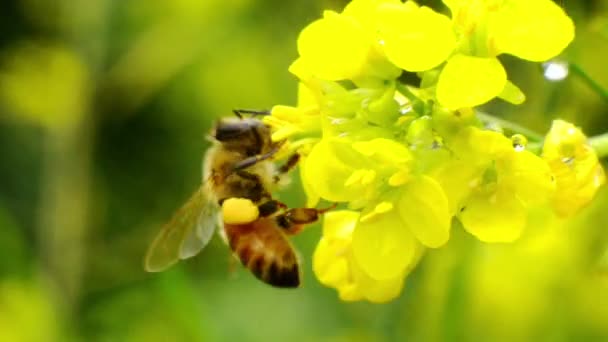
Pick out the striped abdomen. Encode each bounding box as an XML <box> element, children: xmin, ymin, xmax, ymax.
<box><xmin>224</xmin><ymin>217</ymin><xmax>300</xmax><ymax>288</ymax></box>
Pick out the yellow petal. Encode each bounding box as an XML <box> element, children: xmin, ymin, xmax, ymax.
<box><xmin>432</xmin><ymin>159</ymin><xmax>481</xmax><ymax>215</ymax></box>
<box><xmin>498</xmin><ymin>150</ymin><xmax>555</xmax><ymax>206</ymax></box>
<box><xmin>377</xmin><ymin>4</ymin><xmax>456</xmax><ymax>71</ymax></box>
<box><xmin>314</xmin><ymin>211</ymin><xmax>359</xmax><ymax>288</ymax></box>
<box><xmin>297</xmin><ymin>11</ymin><xmax>371</xmax><ymax>80</ymax></box>
<box><xmin>437</xmin><ymin>55</ymin><xmax>507</xmax><ymax>109</ymax></box>
<box><xmin>351</xmin><ymin>260</ymin><xmax>406</xmax><ymax>303</ymax></box>
<box><xmin>299</xmin><ymin>155</ymin><xmax>320</xmax><ymax>208</ymax></box>
<box><xmin>352</xmin><ymin>210</ymin><xmax>418</xmax><ymax>280</ymax></box>
<box><xmin>352</xmin><ymin>138</ymin><xmax>412</xmax><ymax>165</ymax></box>
<box><xmin>313</xmin><ymin>210</ymin><xmax>409</xmax><ymax>303</ymax></box>
<box><xmin>297</xmin><ymin>81</ymin><xmax>318</xmax><ymax>107</ymax></box>
<box><xmin>343</xmin><ymin>0</ymin><xmax>402</xmax><ymax>30</ymax></box>
<box><xmin>466</xmin><ymin>126</ymin><xmax>512</xmax><ymax>158</ymax></box>
<box><xmin>542</xmin><ymin>119</ymin><xmax>588</xmax><ymax>160</ymax></box>
<box><xmin>397</xmin><ymin>175</ymin><xmax>451</xmax><ymax>248</ymax></box>
<box><xmin>303</xmin><ymin>138</ymin><xmax>369</xmax><ymax>202</ymax></box>
<box><xmin>542</xmin><ymin>120</ymin><xmax>606</xmax><ymax>217</ymax></box>
<box><xmin>313</xmin><ymin>237</ymin><xmax>351</xmax><ymax>287</ymax></box>
<box><xmin>548</xmin><ymin>156</ymin><xmax>605</xmax><ymax>217</ymax></box>
<box><xmin>459</xmin><ymin>187</ymin><xmax>526</xmax><ymax>243</ymax></box>
<box><xmin>490</xmin><ymin>0</ymin><xmax>574</xmax><ymax>61</ymax></box>
<box><xmin>498</xmin><ymin>80</ymin><xmax>526</xmax><ymax>105</ymax></box>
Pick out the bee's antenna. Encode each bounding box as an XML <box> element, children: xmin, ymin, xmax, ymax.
<box><xmin>232</xmin><ymin>109</ymin><xmax>271</xmax><ymax>119</ymax></box>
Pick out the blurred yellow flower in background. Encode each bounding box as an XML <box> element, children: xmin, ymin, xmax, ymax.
<box><xmin>542</xmin><ymin>120</ymin><xmax>606</xmax><ymax>217</ymax></box>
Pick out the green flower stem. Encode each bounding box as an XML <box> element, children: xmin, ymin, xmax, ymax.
<box><xmin>396</xmin><ymin>82</ymin><xmax>423</xmax><ymax>103</ymax></box>
<box><xmin>475</xmin><ymin>111</ymin><xmax>545</xmax><ymax>142</ymax></box>
<box><xmin>589</xmin><ymin>132</ymin><xmax>608</xmax><ymax>159</ymax></box>
<box><xmin>570</xmin><ymin>63</ymin><xmax>608</xmax><ymax>103</ymax></box>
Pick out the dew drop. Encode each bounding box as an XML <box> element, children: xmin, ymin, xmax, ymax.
<box><xmin>561</xmin><ymin>156</ymin><xmax>574</xmax><ymax>166</ymax></box>
<box><xmin>431</xmin><ymin>139</ymin><xmax>443</xmax><ymax>150</ymax></box>
<box><xmin>400</xmin><ymin>106</ymin><xmax>413</xmax><ymax>115</ymax></box>
<box><xmin>331</xmin><ymin>117</ymin><xmax>346</xmax><ymax>125</ymax></box>
<box><xmin>511</xmin><ymin>134</ymin><xmax>528</xmax><ymax>152</ymax></box>
<box><xmin>542</xmin><ymin>61</ymin><xmax>569</xmax><ymax>82</ymax></box>
<box><xmin>485</xmin><ymin>122</ymin><xmax>503</xmax><ymax>133</ymax></box>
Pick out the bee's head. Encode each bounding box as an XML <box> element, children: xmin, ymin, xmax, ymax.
<box><xmin>213</xmin><ymin>118</ymin><xmax>273</xmax><ymax>155</ymax></box>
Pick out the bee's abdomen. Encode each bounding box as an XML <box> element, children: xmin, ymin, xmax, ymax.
<box><xmin>224</xmin><ymin>218</ymin><xmax>300</xmax><ymax>288</ymax></box>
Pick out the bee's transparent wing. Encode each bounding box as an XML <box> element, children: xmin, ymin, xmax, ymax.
<box><xmin>179</xmin><ymin>193</ymin><xmax>220</xmax><ymax>259</ymax></box>
<box><xmin>144</xmin><ymin>185</ymin><xmax>219</xmax><ymax>272</ymax></box>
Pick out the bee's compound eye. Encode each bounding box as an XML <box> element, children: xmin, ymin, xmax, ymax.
<box><xmin>222</xmin><ymin>198</ymin><xmax>260</xmax><ymax>224</ymax></box>
<box><xmin>214</xmin><ymin>120</ymin><xmax>259</xmax><ymax>141</ymax></box>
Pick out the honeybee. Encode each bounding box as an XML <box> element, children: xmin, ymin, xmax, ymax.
<box><xmin>144</xmin><ymin>110</ymin><xmax>328</xmax><ymax>287</ymax></box>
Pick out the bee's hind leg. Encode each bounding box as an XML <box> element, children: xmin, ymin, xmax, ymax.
<box><xmin>257</xmin><ymin>199</ymin><xmax>287</xmax><ymax>217</ymax></box>
<box><xmin>277</xmin><ymin>203</ymin><xmax>337</xmax><ymax>235</ymax></box>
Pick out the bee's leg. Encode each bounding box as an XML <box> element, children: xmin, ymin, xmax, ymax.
<box><xmin>257</xmin><ymin>199</ymin><xmax>288</xmax><ymax>217</ymax></box>
<box><xmin>278</xmin><ymin>153</ymin><xmax>300</xmax><ymax>174</ymax></box>
<box><xmin>278</xmin><ymin>203</ymin><xmax>337</xmax><ymax>235</ymax></box>
<box><xmin>273</xmin><ymin>153</ymin><xmax>300</xmax><ymax>183</ymax></box>
<box><xmin>232</xmin><ymin>109</ymin><xmax>271</xmax><ymax>119</ymax></box>
<box><xmin>233</xmin><ymin>148</ymin><xmax>279</xmax><ymax>170</ymax></box>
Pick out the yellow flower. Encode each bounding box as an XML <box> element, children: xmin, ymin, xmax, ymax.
<box><xmin>395</xmin><ymin>176</ymin><xmax>452</xmax><ymax>248</ymax></box>
<box><xmin>436</xmin><ymin>54</ymin><xmax>507</xmax><ymax>109</ymax></box>
<box><xmin>302</xmin><ymin>138</ymin><xmax>375</xmax><ymax>203</ymax></box>
<box><xmin>542</xmin><ymin>120</ymin><xmax>605</xmax><ymax>217</ymax></box>
<box><xmin>375</xmin><ymin>2</ymin><xmax>457</xmax><ymax>72</ymax></box>
<box><xmin>313</xmin><ymin>210</ymin><xmax>419</xmax><ymax>303</ymax></box>
<box><xmin>296</xmin><ymin>6</ymin><xmax>400</xmax><ymax>82</ymax></box>
<box><xmin>303</xmin><ymin>136</ymin><xmax>452</xmax><ymax>251</ymax></box>
<box><xmin>436</xmin><ymin>128</ymin><xmax>555</xmax><ymax>242</ymax></box>
<box><xmin>437</xmin><ymin>0</ymin><xmax>574</xmax><ymax>109</ymax></box>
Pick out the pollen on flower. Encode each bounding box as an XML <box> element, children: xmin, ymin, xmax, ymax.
<box><xmin>345</xmin><ymin>169</ymin><xmax>377</xmax><ymax>187</ymax></box>
<box><xmin>360</xmin><ymin>201</ymin><xmax>394</xmax><ymax>223</ymax></box>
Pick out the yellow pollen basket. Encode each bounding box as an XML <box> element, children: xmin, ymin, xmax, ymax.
<box><xmin>221</xmin><ymin>198</ymin><xmax>260</xmax><ymax>225</ymax></box>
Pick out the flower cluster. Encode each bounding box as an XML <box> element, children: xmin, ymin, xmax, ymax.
<box><xmin>264</xmin><ymin>0</ymin><xmax>604</xmax><ymax>302</ymax></box>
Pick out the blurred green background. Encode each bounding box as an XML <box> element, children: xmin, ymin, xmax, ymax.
<box><xmin>0</xmin><ymin>0</ymin><xmax>607</xmax><ymax>341</ymax></box>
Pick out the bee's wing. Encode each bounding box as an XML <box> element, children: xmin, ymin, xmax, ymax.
<box><xmin>144</xmin><ymin>185</ymin><xmax>219</xmax><ymax>272</ymax></box>
<box><xmin>179</xmin><ymin>192</ymin><xmax>221</xmax><ymax>259</ymax></box>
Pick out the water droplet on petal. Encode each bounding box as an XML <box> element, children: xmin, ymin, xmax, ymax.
<box><xmin>331</xmin><ymin>117</ymin><xmax>346</xmax><ymax>125</ymax></box>
<box><xmin>400</xmin><ymin>106</ymin><xmax>413</xmax><ymax>115</ymax></box>
<box><xmin>485</xmin><ymin>122</ymin><xmax>503</xmax><ymax>133</ymax></box>
<box><xmin>561</xmin><ymin>156</ymin><xmax>575</xmax><ymax>167</ymax></box>
<box><xmin>543</xmin><ymin>61</ymin><xmax>569</xmax><ymax>82</ymax></box>
<box><xmin>511</xmin><ymin>134</ymin><xmax>528</xmax><ymax>151</ymax></box>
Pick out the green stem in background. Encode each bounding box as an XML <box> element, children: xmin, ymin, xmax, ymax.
<box><xmin>475</xmin><ymin>111</ymin><xmax>545</xmax><ymax>142</ymax></box>
<box><xmin>475</xmin><ymin>112</ymin><xmax>608</xmax><ymax>159</ymax></box>
<box><xmin>396</xmin><ymin>82</ymin><xmax>422</xmax><ymax>103</ymax></box>
<box><xmin>396</xmin><ymin>82</ymin><xmax>426</xmax><ymax>114</ymax></box>
<box><xmin>569</xmin><ymin>63</ymin><xmax>608</xmax><ymax>102</ymax></box>
<box><xmin>589</xmin><ymin>132</ymin><xmax>608</xmax><ymax>159</ymax></box>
